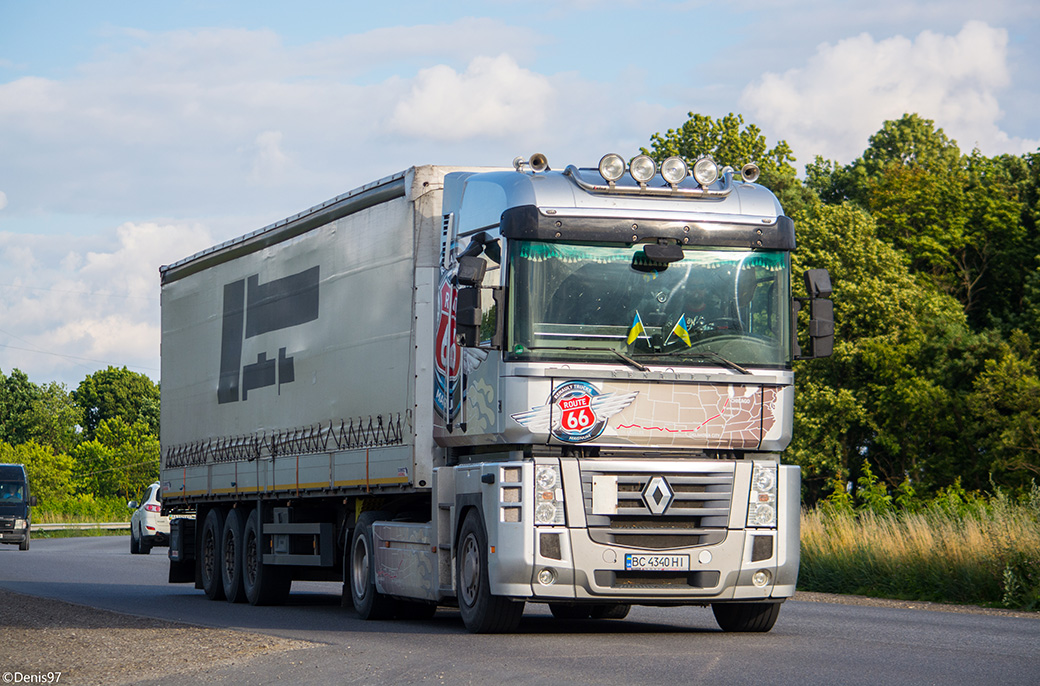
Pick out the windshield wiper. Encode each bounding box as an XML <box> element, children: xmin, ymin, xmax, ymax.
<box><xmin>526</xmin><ymin>346</ymin><xmax>650</xmax><ymax>372</ymax></box>
<box><xmin>678</xmin><ymin>351</ymin><xmax>751</xmax><ymax>374</ymax></box>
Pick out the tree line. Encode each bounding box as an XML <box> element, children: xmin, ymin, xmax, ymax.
<box><xmin>646</xmin><ymin>112</ymin><xmax>1040</xmax><ymax>503</ymax></box>
<box><xmin>0</xmin><ymin>366</ymin><xmax>159</xmax><ymax>506</ymax></box>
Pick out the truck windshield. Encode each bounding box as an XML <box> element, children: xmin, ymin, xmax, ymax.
<box><xmin>507</xmin><ymin>241</ymin><xmax>791</xmax><ymax>368</ymax></box>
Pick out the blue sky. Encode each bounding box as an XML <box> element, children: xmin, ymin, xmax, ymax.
<box><xmin>1</xmin><ymin>0</ymin><xmax>1038</xmax><ymax>386</ymax></box>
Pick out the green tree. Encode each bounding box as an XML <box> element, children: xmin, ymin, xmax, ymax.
<box><xmin>72</xmin><ymin>367</ymin><xmax>159</xmax><ymax>441</ymax></box>
<box><xmin>967</xmin><ymin>331</ymin><xmax>1040</xmax><ymax>487</ymax></box>
<box><xmin>790</xmin><ymin>200</ymin><xmax>971</xmax><ymax>498</ymax></box>
<box><xmin>0</xmin><ymin>440</ymin><xmax>75</xmax><ymax>506</ymax></box>
<box><xmin>641</xmin><ymin>112</ymin><xmax>812</xmax><ymax>213</ymax></box>
<box><xmin>71</xmin><ymin>418</ymin><xmax>159</xmax><ymax>500</ymax></box>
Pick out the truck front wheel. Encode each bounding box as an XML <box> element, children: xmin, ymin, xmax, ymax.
<box><xmin>350</xmin><ymin>511</ymin><xmax>396</xmax><ymax>620</ymax></box>
<box><xmin>200</xmin><ymin>508</ymin><xmax>226</xmax><ymax>601</ymax></box>
<box><xmin>242</xmin><ymin>508</ymin><xmax>291</xmax><ymax>606</ymax></box>
<box><xmin>712</xmin><ymin>602</ymin><xmax>781</xmax><ymax>632</ymax></box>
<box><xmin>456</xmin><ymin>510</ymin><xmax>524</xmax><ymax>633</ymax></box>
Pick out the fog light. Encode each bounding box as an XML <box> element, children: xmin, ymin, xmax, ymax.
<box><xmin>752</xmin><ymin>569</ymin><xmax>772</xmax><ymax>588</ymax></box>
<box><xmin>538</xmin><ymin>568</ymin><xmax>557</xmax><ymax>586</ymax></box>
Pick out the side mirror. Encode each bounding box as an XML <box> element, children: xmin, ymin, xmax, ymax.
<box><xmin>804</xmin><ymin>268</ymin><xmax>832</xmax><ymax>298</ymax></box>
<box><xmin>796</xmin><ymin>268</ymin><xmax>834</xmax><ymax>359</ymax></box>
<box><xmin>28</xmin><ymin>496</ymin><xmax>37</xmax><ymax>507</ymax></box>
<box><xmin>456</xmin><ymin>287</ymin><xmax>482</xmax><ymax>347</ymax></box>
<box><xmin>128</xmin><ymin>501</ymin><xmax>138</xmax><ymax>510</ymax></box>
<box><xmin>457</xmin><ymin>256</ymin><xmax>487</xmax><ymax>287</ymax></box>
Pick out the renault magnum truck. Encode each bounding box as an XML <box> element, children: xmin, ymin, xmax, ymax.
<box><xmin>159</xmin><ymin>153</ymin><xmax>833</xmax><ymax>633</ymax></box>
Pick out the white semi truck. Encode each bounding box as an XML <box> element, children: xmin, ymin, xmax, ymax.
<box><xmin>159</xmin><ymin>153</ymin><xmax>833</xmax><ymax>633</ymax></box>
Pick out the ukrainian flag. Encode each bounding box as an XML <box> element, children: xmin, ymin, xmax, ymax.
<box><xmin>626</xmin><ymin>311</ymin><xmax>647</xmax><ymax>344</ymax></box>
<box><xmin>670</xmin><ymin>313</ymin><xmax>692</xmax><ymax>347</ymax></box>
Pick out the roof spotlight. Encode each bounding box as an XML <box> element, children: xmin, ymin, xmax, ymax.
<box><xmin>692</xmin><ymin>157</ymin><xmax>719</xmax><ymax>186</ymax></box>
<box><xmin>661</xmin><ymin>157</ymin><xmax>688</xmax><ymax>186</ymax></box>
<box><xmin>598</xmin><ymin>153</ymin><xmax>626</xmax><ymax>183</ymax></box>
<box><xmin>630</xmin><ymin>155</ymin><xmax>657</xmax><ymax>184</ymax></box>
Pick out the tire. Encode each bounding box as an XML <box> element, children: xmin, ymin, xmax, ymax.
<box><xmin>130</xmin><ymin>526</ymin><xmax>141</xmax><ymax>554</ymax></box>
<box><xmin>549</xmin><ymin>603</ymin><xmax>592</xmax><ymax>620</ymax></box>
<box><xmin>456</xmin><ymin>510</ymin><xmax>524</xmax><ymax>633</ymax></box>
<box><xmin>221</xmin><ymin>507</ymin><xmax>248</xmax><ymax>603</ymax></box>
<box><xmin>350</xmin><ymin>511</ymin><xmax>396</xmax><ymax>620</ymax></box>
<box><xmin>243</xmin><ymin>508</ymin><xmax>291</xmax><ymax>606</ymax></box>
<box><xmin>200</xmin><ymin>508</ymin><xmax>226</xmax><ymax>601</ymax></box>
<box><xmin>19</xmin><ymin>529</ymin><xmax>29</xmax><ymax>551</ymax></box>
<box><xmin>140</xmin><ymin>532</ymin><xmax>153</xmax><ymax>555</ymax></box>
<box><xmin>590</xmin><ymin>603</ymin><xmax>630</xmax><ymax>620</ymax></box>
<box><xmin>712</xmin><ymin>602</ymin><xmax>781</xmax><ymax>632</ymax></box>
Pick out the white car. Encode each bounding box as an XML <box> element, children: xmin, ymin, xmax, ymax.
<box><xmin>128</xmin><ymin>482</ymin><xmax>169</xmax><ymax>554</ymax></box>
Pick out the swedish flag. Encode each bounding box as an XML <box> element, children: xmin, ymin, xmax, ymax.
<box><xmin>669</xmin><ymin>313</ymin><xmax>692</xmax><ymax>347</ymax></box>
<box><xmin>627</xmin><ymin>311</ymin><xmax>649</xmax><ymax>344</ymax></box>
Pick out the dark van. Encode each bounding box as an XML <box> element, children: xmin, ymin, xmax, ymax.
<box><xmin>0</xmin><ymin>463</ymin><xmax>36</xmax><ymax>551</ymax></box>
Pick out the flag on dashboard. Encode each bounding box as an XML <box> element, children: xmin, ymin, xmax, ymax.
<box><xmin>669</xmin><ymin>313</ymin><xmax>692</xmax><ymax>347</ymax></box>
<box><xmin>627</xmin><ymin>311</ymin><xmax>648</xmax><ymax>344</ymax></box>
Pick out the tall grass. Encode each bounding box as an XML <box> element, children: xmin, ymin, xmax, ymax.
<box><xmin>800</xmin><ymin>485</ymin><xmax>1040</xmax><ymax>610</ymax></box>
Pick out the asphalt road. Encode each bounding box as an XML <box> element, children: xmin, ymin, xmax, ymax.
<box><xmin>2</xmin><ymin>536</ymin><xmax>1038</xmax><ymax>685</ymax></box>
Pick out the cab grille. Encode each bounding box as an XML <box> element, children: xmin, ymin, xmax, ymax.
<box><xmin>580</xmin><ymin>461</ymin><xmax>734</xmax><ymax>549</ymax></box>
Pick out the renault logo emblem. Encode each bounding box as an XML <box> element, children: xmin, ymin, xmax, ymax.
<box><xmin>642</xmin><ymin>476</ymin><xmax>674</xmax><ymax>515</ymax></box>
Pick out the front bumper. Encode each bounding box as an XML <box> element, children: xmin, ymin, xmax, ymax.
<box><xmin>481</xmin><ymin>460</ymin><xmax>800</xmax><ymax>604</ymax></box>
<box><xmin>0</xmin><ymin>527</ymin><xmax>28</xmax><ymax>545</ymax></box>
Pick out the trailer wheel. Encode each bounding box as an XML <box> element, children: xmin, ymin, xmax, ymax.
<box><xmin>350</xmin><ymin>511</ymin><xmax>396</xmax><ymax>620</ymax></box>
<box><xmin>243</xmin><ymin>508</ymin><xmax>291</xmax><ymax>606</ymax></box>
<box><xmin>200</xmin><ymin>508</ymin><xmax>226</xmax><ymax>601</ymax></box>
<box><xmin>221</xmin><ymin>508</ymin><xmax>248</xmax><ymax>603</ymax></box>
<box><xmin>456</xmin><ymin>510</ymin><xmax>524</xmax><ymax>633</ymax></box>
<box><xmin>711</xmin><ymin>602</ymin><xmax>781</xmax><ymax>632</ymax></box>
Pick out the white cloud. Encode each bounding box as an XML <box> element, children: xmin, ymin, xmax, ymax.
<box><xmin>0</xmin><ymin>191</ymin><xmax>7</xmax><ymax>211</ymax></box>
<box><xmin>389</xmin><ymin>55</ymin><xmax>554</xmax><ymax>141</ymax></box>
<box><xmin>0</xmin><ymin>222</ymin><xmax>213</xmax><ymax>385</ymax></box>
<box><xmin>740</xmin><ymin>21</ymin><xmax>1040</xmax><ymax>163</ymax></box>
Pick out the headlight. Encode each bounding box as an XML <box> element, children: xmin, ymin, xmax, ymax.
<box><xmin>660</xmin><ymin>156</ymin><xmax>688</xmax><ymax>185</ymax></box>
<box><xmin>535</xmin><ymin>465</ymin><xmax>565</xmax><ymax>525</ymax></box>
<box><xmin>692</xmin><ymin>156</ymin><xmax>719</xmax><ymax>186</ymax></box>
<box><xmin>598</xmin><ymin>153</ymin><xmax>626</xmax><ymax>183</ymax></box>
<box><xmin>629</xmin><ymin>155</ymin><xmax>657</xmax><ymax>184</ymax></box>
<box><xmin>13</xmin><ymin>518</ymin><xmax>26</xmax><ymax>529</ymax></box>
<box><xmin>746</xmin><ymin>462</ymin><xmax>778</xmax><ymax>528</ymax></box>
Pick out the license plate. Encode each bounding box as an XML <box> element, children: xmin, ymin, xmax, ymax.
<box><xmin>624</xmin><ymin>554</ymin><xmax>690</xmax><ymax>571</ymax></box>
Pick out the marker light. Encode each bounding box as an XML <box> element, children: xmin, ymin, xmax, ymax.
<box><xmin>598</xmin><ymin>153</ymin><xmax>626</xmax><ymax>183</ymax></box>
<box><xmin>692</xmin><ymin>157</ymin><xmax>719</xmax><ymax>186</ymax></box>
<box><xmin>629</xmin><ymin>155</ymin><xmax>657</xmax><ymax>184</ymax></box>
<box><xmin>660</xmin><ymin>157</ymin><xmax>689</xmax><ymax>185</ymax></box>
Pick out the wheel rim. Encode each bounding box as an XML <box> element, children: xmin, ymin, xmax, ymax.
<box><xmin>459</xmin><ymin>533</ymin><xmax>480</xmax><ymax>607</ymax></box>
<box><xmin>352</xmin><ymin>535</ymin><xmax>371</xmax><ymax>600</ymax></box>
